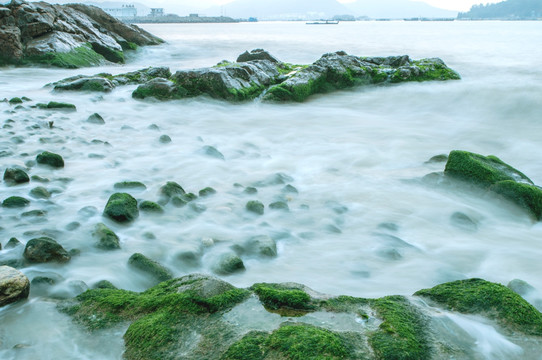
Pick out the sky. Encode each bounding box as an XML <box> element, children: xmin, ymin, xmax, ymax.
<box><xmin>146</xmin><ymin>0</ymin><xmax>502</xmax><ymax>12</ymax></box>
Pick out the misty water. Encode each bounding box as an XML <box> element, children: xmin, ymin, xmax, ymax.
<box><xmin>1</xmin><ymin>21</ymin><xmax>542</xmax><ymax>359</ymax></box>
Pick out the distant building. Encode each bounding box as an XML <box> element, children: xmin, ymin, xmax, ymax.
<box><xmin>104</xmin><ymin>4</ymin><xmax>137</xmax><ymax>19</ymax></box>
<box><xmin>150</xmin><ymin>8</ymin><xmax>164</xmax><ymax>17</ymax></box>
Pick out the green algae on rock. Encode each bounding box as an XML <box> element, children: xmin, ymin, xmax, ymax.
<box><xmin>23</xmin><ymin>237</ymin><xmax>71</xmax><ymax>263</ymax></box>
<box><xmin>36</xmin><ymin>151</ymin><xmax>64</xmax><ymax>168</ymax></box>
<box><xmin>36</xmin><ymin>101</ymin><xmax>77</xmax><ymax>111</ymax></box>
<box><xmin>251</xmin><ymin>283</ymin><xmax>315</xmax><ymax>315</ymax></box>
<box><xmin>246</xmin><ymin>200</ymin><xmax>265</xmax><ymax>215</ymax></box>
<box><xmin>128</xmin><ymin>253</ymin><xmax>173</xmax><ymax>282</ymax></box>
<box><xmin>2</xmin><ymin>196</ymin><xmax>30</xmax><ymax>208</ymax></box>
<box><xmin>3</xmin><ymin>167</ymin><xmax>29</xmax><ymax>185</ymax></box>
<box><xmin>415</xmin><ymin>278</ymin><xmax>542</xmax><ymax>336</ymax></box>
<box><xmin>103</xmin><ymin>193</ymin><xmax>139</xmax><ymax>223</ymax></box>
<box><xmin>93</xmin><ymin>223</ymin><xmax>121</xmax><ymax>250</ymax></box>
<box><xmin>443</xmin><ymin>150</ymin><xmax>542</xmax><ymax>220</ymax></box>
<box><xmin>139</xmin><ymin>201</ymin><xmax>164</xmax><ymax>214</ymax></box>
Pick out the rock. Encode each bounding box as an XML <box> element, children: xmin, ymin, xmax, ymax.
<box><xmin>5</xmin><ymin>237</ymin><xmax>22</xmax><ymax>249</ymax></box>
<box><xmin>114</xmin><ymin>181</ymin><xmax>146</xmax><ymax>190</ymax></box>
<box><xmin>132</xmin><ymin>78</ymin><xmax>183</xmax><ymax>100</ymax></box>
<box><xmin>36</xmin><ymin>101</ymin><xmax>76</xmax><ymax>111</ymax></box>
<box><xmin>0</xmin><ymin>1</ymin><xmax>163</xmax><ymax>67</ymax></box>
<box><xmin>269</xmin><ymin>201</ymin><xmax>289</xmax><ymax>211</ymax></box>
<box><xmin>168</xmin><ymin>58</ymin><xmax>282</xmax><ymax>101</ymax></box>
<box><xmin>128</xmin><ymin>253</ymin><xmax>172</xmax><ymax>282</ymax></box>
<box><xmin>244</xmin><ymin>235</ymin><xmax>277</xmax><ymax>258</ymax></box>
<box><xmin>103</xmin><ymin>193</ymin><xmax>139</xmax><ymax>223</ymax></box>
<box><xmin>3</xmin><ymin>167</ymin><xmax>29</xmax><ymax>185</ymax></box>
<box><xmin>2</xmin><ymin>196</ymin><xmax>30</xmax><ymax>208</ymax></box>
<box><xmin>198</xmin><ymin>187</ymin><xmax>216</xmax><ymax>197</ymax></box>
<box><xmin>139</xmin><ymin>201</ymin><xmax>164</xmax><ymax>214</ymax></box>
<box><xmin>23</xmin><ymin>237</ymin><xmax>71</xmax><ymax>263</ymax></box>
<box><xmin>443</xmin><ymin>151</ymin><xmax>542</xmax><ymax>220</ymax></box>
<box><xmin>0</xmin><ymin>266</ymin><xmax>30</xmax><ymax>307</ymax></box>
<box><xmin>450</xmin><ymin>212</ymin><xmax>478</xmax><ymax>232</ymax></box>
<box><xmin>212</xmin><ymin>252</ymin><xmax>245</xmax><ymax>275</ymax></box>
<box><xmin>159</xmin><ymin>135</ymin><xmax>171</xmax><ymax>144</ymax></box>
<box><xmin>237</xmin><ymin>48</ymin><xmax>280</xmax><ymax>63</ymax></box>
<box><xmin>30</xmin><ymin>186</ymin><xmax>51</xmax><ymax>199</ymax></box>
<box><xmin>243</xmin><ymin>186</ymin><xmax>257</xmax><ymax>195</ymax></box>
<box><xmin>246</xmin><ymin>200</ymin><xmax>264</xmax><ymax>215</ymax></box>
<box><xmin>508</xmin><ymin>279</ymin><xmax>536</xmax><ymax>296</ymax></box>
<box><xmin>93</xmin><ymin>223</ymin><xmax>120</xmax><ymax>250</ymax></box>
<box><xmin>415</xmin><ymin>278</ymin><xmax>542</xmax><ymax>335</ymax></box>
<box><xmin>200</xmin><ymin>145</ymin><xmax>224</xmax><ymax>160</ymax></box>
<box><xmin>36</xmin><ymin>151</ymin><xmax>64</xmax><ymax>168</ymax></box>
<box><xmin>175</xmin><ymin>247</ymin><xmax>203</xmax><ymax>268</ymax></box>
<box><xmin>425</xmin><ymin>154</ymin><xmax>448</xmax><ymax>164</ymax></box>
<box><xmin>8</xmin><ymin>97</ymin><xmax>23</xmax><ymax>104</ymax></box>
<box><xmin>93</xmin><ymin>280</ymin><xmax>117</xmax><ymax>289</ymax></box>
<box><xmin>282</xmin><ymin>184</ymin><xmax>298</xmax><ymax>194</ymax></box>
<box><xmin>263</xmin><ymin>51</ymin><xmax>460</xmax><ymax>102</ymax></box>
<box><xmin>253</xmin><ymin>172</ymin><xmax>294</xmax><ymax>187</ymax></box>
<box><xmin>54</xmin><ymin>77</ymin><xmax>114</xmax><ymax>92</ymax></box>
<box><xmin>87</xmin><ymin>113</ymin><xmax>105</xmax><ymax>124</ymax></box>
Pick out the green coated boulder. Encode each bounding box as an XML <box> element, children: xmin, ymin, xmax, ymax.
<box><xmin>103</xmin><ymin>193</ymin><xmax>139</xmax><ymax>223</ymax></box>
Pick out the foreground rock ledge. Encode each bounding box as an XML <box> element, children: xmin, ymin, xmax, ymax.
<box><xmin>0</xmin><ymin>0</ymin><xmax>163</xmax><ymax>68</ymax></box>
<box><xmin>49</xmin><ymin>49</ymin><xmax>460</xmax><ymax>102</ymax></box>
<box><xmin>60</xmin><ymin>274</ymin><xmax>542</xmax><ymax>359</ymax></box>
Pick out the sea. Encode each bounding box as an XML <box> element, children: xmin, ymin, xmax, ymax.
<box><xmin>1</xmin><ymin>20</ymin><xmax>542</xmax><ymax>359</ymax></box>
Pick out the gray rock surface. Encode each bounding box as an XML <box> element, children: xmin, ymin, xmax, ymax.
<box><xmin>0</xmin><ymin>266</ymin><xmax>30</xmax><ymax>307</ymax></box>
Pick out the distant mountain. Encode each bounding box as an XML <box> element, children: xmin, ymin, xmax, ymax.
<box><xmin>458</xmin><ymin>0</ymin><xmax>542</xmax><ymax>19</ymax></box>
<box><xmin>205</xmin><ymin>0</ymin><xmax>352</xmax><ymax>20</ymax></box>
<box><xmin>345</xmin><ymin>0</ymin><xmax>457</xmax><ymax>19</ymax></box>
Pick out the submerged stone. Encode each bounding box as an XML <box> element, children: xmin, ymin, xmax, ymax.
<box><xmin>36</xmin><ymin>151</ymin><xmax>64</xmax><ymax>168</ymax></box>
<box><xmin>139</xmin><ymin>201</ymin><xmax>164</xmax><ymax>214</ymax></box>
<box><xmin>2</xmin><ymin>196</ymin><xmax>30</xmax><ymax>208</ymax></box>
<box><xmin>3</xmin><ymin>167</ymin><xmax>29</xmax><ymax>185</ymax></box>
<box><xmin>212</xmin><ymin>253</ymin><xmax>245</xmax><ymax>275</ymax></box>
<box><xmin>87</xmin><ymin>113</ymin><xmax>105</xmax><ymax>124</ymax></box>
<box><xmin>128</xmin><ymin>253</ymin><xmax>172</xmax><ymax>282</ymax></box>
<box><xmin>53</xmin><ymin>77</ymin><xmax>113</xmax><ymax>92</ymax></box>
<box><xmin>103</xmin><ymin>193</ymin><xmax>139</xmax><ymax>223</ymax></box>
<box><xmin>23</xmin><ymin>237</ymin><xmax>71</xmax><ymax>263</ymax></box>
<box><xmin>246</xmin><ymin>200</ymin><xmax>264</xmax><ymax>215</ymax></box>
<box><xmin>93</xmin><ymin>223</ymin><xmax>121</xmax><ymax>250</ymax></box>
<box><xmin>30</xmin><ymin>186</ymin><xmax>51</xmax><ymax>199</ymax></box>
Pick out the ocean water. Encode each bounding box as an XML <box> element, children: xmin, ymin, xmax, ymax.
<box><xmin>1</xmin><ymin>20</ymin><xmax>542</xmax><ymax>359</ymax></box>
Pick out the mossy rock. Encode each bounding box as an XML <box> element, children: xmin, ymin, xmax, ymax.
<box><xmin>2</xmin><ymin>196</ymin><xmax>30</xmax><ymax>208</ymax></box>
<box><xmin>212</xmin><ymin>253</ymin><xmax>245</xmax><ymax>275</ymax></box>
<box><xmin>93</xmin><ymin>280</ymin><xmax>117</xmax><ymax>290</ymax></box>
<box><xmin>24</xmin><ymin>44</ymin><xmax>105</xmax><ymax>69</ymax></box>
<box><xmin>23</xmin><ymin>237</ymin><xmax>71</xmax><ymax>263</ymax></box>
<box><xmin>159</xmin><ymin>181</ymin><xmax>186</xmax><ymax>199</ymax></box>
<box><xmin>199</xmin><ymin>187</ymin><xmax>217</xmax><ymax>197</ymax></box>
<box><xmin>93</xmin><ymin>223</ymin><xmax>121</xmax><ymax>250</ymax></box>
<box><xmin>3</xmin><ymin>167</ymin><xmax>29</xmax><ymax>185</ymax></box>
<box><xmin>8</xmin><ymin>97</ymin><xmax>23</xmax><ymax>104</ymax></box>
<box><xmin>103</xmin><ymin>193</ymin><xmax>139</xmax><ymax>223</ymax></box>
<box><xmin>244</xmin><ymin>235</ymin><xmax>277</xmax><ymax>258</ymax></box>
<box><xmin>489</xmin><ymin>180</ymin><xmax>542</xmax><ymax>220</ymax></box>
<box><xmin>444</xmin><ymin>150</ymin><xmax>532</xmax><ymax>189</ymax></box>
<box><xmin>415</xmin><ymin>278</ymin><xmax>542</xmax><ymax>336</ymax></box>
<box><xmin>128</xmin><ymin>253</ymin><xmax>172</xmax><ymax>282</ymax></box>
<box><xmin>139</xmin><ymin>201</ymin><xmax>164</xmax><ymax>214</ymax></box>
<box><xmin>114</xmin><ymin>181</ymin><xmax>147</xmax><ymax>191</ymax></box>
<box><xmin>251</xmin><ymin>283</ymin><xmax>315</xmax><ymax>315</ymax></box>
<box><xmin>36</xmin><ymin>151</ymin><xmax>65</xmax><ymax>168</ymax></box>
<box><xmin>369</xmin><ymin>296</ymin><xmax>431</xmax><ymax>360</ymax></box>
<box><xmin>37</xmin><ymin>101</ymin><xmax>77</xmax><ymax>111</ymax></box>
<box><xmin>30</xmin><ymin>186</ymin><xmax>52</xmax><ymax>199</ymax></box>
<box><xmin>246</xmin><ymin>200</ymin><xmax>264</xmax><ymax>215</ymax></box>
<box><xmin>87</xmin><ymin>113</ymin><xmax>105</xmax><ymax>124</ymax></box>
<box><xmin>269</xmin><ymin>201</ymin><xmax>289</xmax><ymax>211</ymax></box>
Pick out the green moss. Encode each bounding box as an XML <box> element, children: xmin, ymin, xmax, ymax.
<box><xmin>320</xmin><ymin>295</ymin><xmax>369</xmax><ymax>313</ymax></box>
<box><xmin>160</xmin><ymin>181</ymin><xmax>186</xmax><ymax>198</ymax></box>
<box><xmin>415</xmin><ymin>278</ymin><xmax>542</xmax><ymax>336</ymax></box>
<box><xmin>38</xmin><ymin>101</ymin><xmax>77</xmax><ymax>111</ymax></box>
<box><xmin>24</xmin><ymin>44</ymin><xmax>105</xmax><ymax>69</ymax></box>
<box><xmin>251</xmin><ymin>283</ymin><xmax>315</xmax><ymax>315</ymax></box>
<box><xmin>246</xmin><ymin>200</ymin><xmax>264</xmax><ymax>215</ymax></box>
<box><xmin>226</xmin><ymin>82</ymin><xmax>266</xmax><ymax>101</ymax></box>
<box><xmin>444</xmin><ymin>150</ymin><xmax>532</xmax><ymax>189</ymax></box>
<box><xmin>36</xmin><ymin>151</ymin><xmax>65</xmax><ymax>168</ymax></box>
<box><xmin>9</xmin><ymin>97</ymin><xmax>23</xmax><ymax>104</ymax></box>
<box><xmin>489</xmin><ymin>181</ymin><xmax>542</xmax><ymax>220</ymax></box>
<box><xmin>103</xmin><ymin>193</ymin><xmax>139</xmax><ymax>223</ymax></box>
<box><xmin>221</xmin><ymin>331</ymin><xmax>268</xmax><ymax>360</ymax></box>
<box><xmin>119</xmin><ymin>41</ymin><xmax>138</xmax><ymax>51</ymax></box>
<box><xmin>90</xmin><ymin>43</ymin><xmax>125</xmax><ymax>64</ymax></box>
<box><xmin>139</xmin><ymin>201</ymin><xmax>164</xmax><ymax>214</ymax></box>
<box><xmin>114</xmin><ymin>181</ymin><xmax>147</xmax><ymax>190</ymax></box>
<box><xmin>93</xmin><ymin>223</ymin><xmax>120</xmax><ymax>250</ymax></box>
<box><xmin>2</xmin><ymin>196</ymin><xmax>30</xmax><ymax>208</ymax></box>
<box><xmin>128</xmin><ymin>253</ymin><xmax>172</xmax><ymax>282</ymax></box>
<box><xmin>390</xmin><ymin>61</ymin><xmax>461</xmax><ymax>83</ymax></box>
<box><xmin>199</xmin><ymin>187</ymin><xmax>217</xmax><ymax>197</ymax></box>
<box><xmin>267</xmin><ymin>323</ymin><xmax>350</xmax><ymax>359</ymax></box>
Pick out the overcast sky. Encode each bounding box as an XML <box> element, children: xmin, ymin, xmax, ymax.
<box><xmin>145</xmin><ymin>0</ymin><xmax>501</xmax><ymax>12</ymax></box>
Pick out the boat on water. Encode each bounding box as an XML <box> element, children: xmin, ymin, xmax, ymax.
<box><xmin>306</xmin><ymin>20</ymin><xmax>339</xmax><ymax>25</ymax></box>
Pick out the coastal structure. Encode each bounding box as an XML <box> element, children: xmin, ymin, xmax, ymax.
<box><xmin>104</xmin><ymin>4</ymin><xmax>137</xmax><ymax>20</ymax></box>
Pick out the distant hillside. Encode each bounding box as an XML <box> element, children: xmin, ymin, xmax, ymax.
<box><xmin>345</xmin><ymin>0</ymin><xmax>457</xmax><ymax>19</ymax></box>
<box><xmin>458</xmin><ymin>0</ymin><xmax>542</xmax><ymax>19</ymax></box>
<box><xmin>206</xmin><ymin>0</ymin><xmax>352</xmax><ymax>20</ymax></box>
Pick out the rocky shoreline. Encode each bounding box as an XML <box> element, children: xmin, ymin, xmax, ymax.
<box><xmin>48</xmin><ymin>48</ymin><xmax>461</xmax><ymax>103</ymax></box>
<box><xmin>0</xmin><ymin>0</ymin><xmax>163</xmax><ymax>68</ymax></box>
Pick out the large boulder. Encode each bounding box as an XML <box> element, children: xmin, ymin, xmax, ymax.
<box><xmin>23</xmin><ymin>237</ymin><xmax>71</xmax><ymax>263</ymax></box>
<box><xmin>443</xmin><ymin>150</ymin><xmax>542</xmax><ymax>220</ymax></box>
<box><xmin>0</xmin><ymin>266</ymin><xmax>30</xmax><ymax>307</ymax></box>
<box><xmin>0</xmin><ymin>0</ymin><xmax>163</xmax><ymax>67</ymax></box>
<box><xmin>264</xmin><ymin>51</ymin><xmax>460</xmax><ymax>102</ymax></box>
